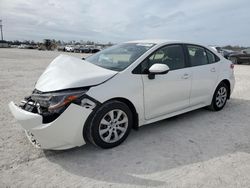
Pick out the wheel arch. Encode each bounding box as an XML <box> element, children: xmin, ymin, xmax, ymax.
<box><xmin>106</xmin><ymin>97</ymin><xmax>139</xmax><ymax>130</ymax></box>
<box><xmin>83</xmin><ymin>97</ymin><xmax>139</xmax><ymax>143</ymax></box>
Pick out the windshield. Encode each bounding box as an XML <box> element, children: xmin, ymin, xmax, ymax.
<box><xmin>85</xmin><ymin>43</ymin><xmax>155</xmax><ymax>71</ymax></box>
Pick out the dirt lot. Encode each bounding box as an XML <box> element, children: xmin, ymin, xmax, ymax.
<box><xmin>1</xmin><ymin>48</ymin><xmax>250</xmax><ymax>187</ymax></box>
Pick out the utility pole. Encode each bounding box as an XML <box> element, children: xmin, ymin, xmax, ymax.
<box><xmin>0</xmin><ymin>20</ymin><xmax>3</xmax><ymax>41</ymax></box>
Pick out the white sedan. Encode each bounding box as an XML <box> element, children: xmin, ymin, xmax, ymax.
<box><xmin>9</xmin><ymin>40</ymin><xmax>235</xmax><ymax>150</ymax></box>
<box><xmin>65</xmin><ymin>45</ymin><xmax>74</xmax><ymax>52</ymax></box>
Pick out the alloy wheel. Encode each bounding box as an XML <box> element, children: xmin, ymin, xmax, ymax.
<box><xmin>216</xmin><ymin>87</ymin><xmax>227</xmax><ymax>108</ymax></box>
<box><xmin>98</xmin><ymin>109</ymin><xmax>128</xmax><ymax>143</ymax></box>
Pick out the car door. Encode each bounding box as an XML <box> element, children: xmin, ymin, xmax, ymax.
<box><xmin>185</xmin><ymin>45</ymin><xmax>220</xmax><ymax>106</ymax></box>
<box><xmin>140</xmin><ymin>44</ymin><xmax>192</xmax><ymax>120</ymax></box>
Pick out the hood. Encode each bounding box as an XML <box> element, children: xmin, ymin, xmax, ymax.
<box><xmin>35</xmin><ymin>54</ymin><xmax>117</xmax><ymax>92</ymax></box>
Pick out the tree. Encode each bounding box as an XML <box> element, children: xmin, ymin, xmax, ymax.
<box><xmin>40</xmin><ymin>39</ymin><xmax>57</xmax><ymax>50</ymax></box>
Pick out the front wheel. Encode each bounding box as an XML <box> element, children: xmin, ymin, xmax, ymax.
<box><xmin>87</xmin><ymin>101</ymin><xmax>132</xmax><ymax>149</ymax></box>
<box><xmin>208</xmin><ymin>82</ymin><xmax>229</xmax><ymax>111</ymax></box>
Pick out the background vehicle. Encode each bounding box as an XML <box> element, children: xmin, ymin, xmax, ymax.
<box><xmin>73</xmin><ymin>45</ymin><xmax>84</xmax><ymax>53</ymax></box>
<box><xmin>18</xmin><ymin>44</ymin><xmax>28</xmax><ymax>49</ymax></box>
<box><xmin>229</xmin><ymin>48</ymin><xmax>250</xmax><ymax>64</ymax></box>
<box><xmin>18</xmin><ymin>44</ymin><xmax>37</xmax><ymax>49</ymax></box>
<box><xmin>91</xmin><ymin>47</ymin><xmax>100</xmax><ymax>53</ymax></box>
<box><xmin>65</xmin><ymin>45</ymin><xmax>74</xmax><ymax>52</ymax></box>
<box><xmin>221</xmin><ymin>49</ymin><xmax>237</xmax><ymax>59</ymax></box>
<box><xmin>9</xmin><ymin>40</ymin><xmax>235</xmax><ymax>150</ymax></box>
<box><xmin>209</xmin><ymin>46</ymin><xmax>222</xmax><ymax>53</ymax></box>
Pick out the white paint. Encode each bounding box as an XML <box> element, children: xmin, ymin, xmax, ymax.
<box><xmin>149</xmin><ymin>64</ymin><xmax>170</xmax><ymax>74</ymax></box>
<box><xmin>35</xmin><ymin>54</ymin><xmax>117</xmax><ymax>92</ymax></box>
<box><xmin>9</xmin><ymin>102</ymin><xmax>92</xmax><ymax>150</ymax></box>
<box><xmin>9</xmin><ymin>40</ymin><xmax>235</xmax><ymax>150</ymax></box>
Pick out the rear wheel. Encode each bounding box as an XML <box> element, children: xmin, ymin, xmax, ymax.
<box><xmin>208</xmin><ymin>82</ymin><xmax>229</xmax><ymax>111</ymax></box>
<box><xmin>87</xmin><ymin>101</ymin><xmax>132</xmax><ymax>149</ymax></box>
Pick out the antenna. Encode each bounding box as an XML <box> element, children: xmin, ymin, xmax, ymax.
<box><xmin>0</xmin><ymin>20</ymin><xmax>3</xmax><ymax>41</ymax></box>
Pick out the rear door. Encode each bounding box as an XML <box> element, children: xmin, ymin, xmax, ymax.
<box><xmin>185</xmin><ymin>45</ymin><xmax>220</xmax><ymax>106</ymax></box>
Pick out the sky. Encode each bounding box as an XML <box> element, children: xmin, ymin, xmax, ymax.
<box><xmin>0</xmin><ymin>0</ymin><xmax>250</xmax><ymax>46</ymax></box>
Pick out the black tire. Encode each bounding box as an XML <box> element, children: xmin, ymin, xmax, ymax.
<box><xmin>208</xmin><ymin>82</ymin><xmax>229</xmax><ymax>111</ymax></box>
<box><xmin>87</xmin><ymin>100</ymin><xmax>133</xmax><ymax>149</ymax></box>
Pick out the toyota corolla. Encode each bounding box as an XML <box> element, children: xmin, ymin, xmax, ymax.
<box><xmin>9</xmin><ymin>40</ymin><xmax>235</xmax><ymax>150</ymax></box>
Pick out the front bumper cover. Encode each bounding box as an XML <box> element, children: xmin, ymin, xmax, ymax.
<box><xmin>9</xmin><ymin>101</ymin><xmax>92</xmax><ymax>150</ymax></box>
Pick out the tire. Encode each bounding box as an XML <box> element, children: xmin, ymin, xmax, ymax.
<box><xmin>208</xmin><ymin>82</ymin><xmax>229</xmax><ymax>111</ymax></box>
<box><xmin>87</xmin><ymin>101</ymin><xmax>133</xmax><ymax>149</ymax></box>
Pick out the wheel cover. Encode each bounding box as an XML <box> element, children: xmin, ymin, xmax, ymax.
<box><xmin>98</xmin><ymin>109</ymin><xmax>128</xmax><ymax>143</ymax></box>
<box><xmin>216</xmin><ymin>86</ymin><xmax>227</xmax><ymax>108</ymax></box>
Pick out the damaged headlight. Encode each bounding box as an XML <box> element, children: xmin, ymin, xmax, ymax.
<box><xmin>31</xmin><ymin>89</ymin><xmax>89</xmax><ymax>113</ymax></box>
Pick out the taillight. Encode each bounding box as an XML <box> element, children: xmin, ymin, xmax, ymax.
<box><xmin>230</xmin><ymin>63</ymin><xmax>234</xmax><ymax>69</ymax></box>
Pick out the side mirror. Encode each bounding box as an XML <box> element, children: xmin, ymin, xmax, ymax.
<box><xmin>148</xmin><ymin>64</ymin><xmax>170</xmax><ymax>79</ymax></box>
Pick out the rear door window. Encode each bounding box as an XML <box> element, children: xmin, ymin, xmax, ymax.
<box><xmin>206</xmin><ymin>50</ymin><xmax>216</xmax><ymax>64</ymax></box>
<box><xmin>187</xmin><ymin>45</ymin><xmax>208</xmax><ymax>67</ymax></box>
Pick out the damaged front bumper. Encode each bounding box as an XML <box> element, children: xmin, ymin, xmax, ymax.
<box><xmin>9</xmin><ymin>101</ymin><xmax>93</xmax><ymax>150</ymax></box>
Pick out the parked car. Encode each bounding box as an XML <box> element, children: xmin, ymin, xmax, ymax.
<box><xmin>83</xmin><ymin>45</ymin><xmax>94</xmax><ymax>53</ymax></box>
<box><xmin>18</xmin><ymin>44</ymin><xmax>28</xmax><ymax>49</ymax></box>
<box><xmin>91</xmin><ymin>47</ymin><xmax>101</xmax><ymax>53</ymax></box>
<box><xmin>65</xmin><ymin>45</ymin><xmax>74</xmax><ymax>52</ymax></box>
<box><xmin>229</xmin><ymin>48</ymin><xmax>250</xmax><ymax>64</ymax></box>
<box><xmin>18</xmin><ymin>44</ymin><xmax>37</xmax><ymax>49</ymax></box>
<box><xmin>84</xmin><ymin>45</ymin><xmax>101</xmax><ymax>53</ymax></box>
<box><xmin>9</xmin><ymin>40</ymin><xmax>235</xmax><ymax>150</ymax></box>
<box><xmin>221</xmin><ymin>49</ymin><xmax>237</xmax><ymax>59</ymax></box>
<box><xmin>209</xmin><ymin>46</ymin><xmax>223</xmax><ymax>53</ymax></box>
<box><xmin>73</xmin><ymin>45</ymin><xmax>83</xmax><ymax>53</ymax></box>
<box><xmin>209</xmin><ymin>46</ymin><xmax>239</xmax><ymax>60</ymax></box>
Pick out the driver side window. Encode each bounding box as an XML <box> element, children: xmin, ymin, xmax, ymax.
<box><xmin>149</xmin><ymin>49</ymin><xmax>165</xmax><ymax>61</ymax></box>
<box><xmin>140</xmin><ymin>45</ymin><xmax>185</xmax><ymax>74</ymax></box>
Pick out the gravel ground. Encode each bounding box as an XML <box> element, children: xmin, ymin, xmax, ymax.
<box><xmin>1</xmin><ymin>48</ymin><xmax>250</xmax><ymax>188</ymax></box>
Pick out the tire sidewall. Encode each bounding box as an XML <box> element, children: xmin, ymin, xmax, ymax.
<box><xmin>90</xmin><ymin>101</ymin><xmax>133</xmax><ymax>148</ymax></box>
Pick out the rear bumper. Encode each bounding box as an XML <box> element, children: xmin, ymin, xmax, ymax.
<box><xmin>9</xmin><ymin>101</ymin><xmax>92</xmax><ymax>150</ymax></box>
<box><xmin>229</xmin><ymin>74</ymin><xmax>235</xmax><ymax>97</ymax></box>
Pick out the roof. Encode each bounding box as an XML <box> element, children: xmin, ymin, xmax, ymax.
<box><xmin>126</xmin><ymin>39</ymin><xmax>181</xmax><ymax>44</ymax></box>
<box><xmin>125</xmin><ymin>39</ymin><xmax>222</xmax><ymax>56</ymax></box>
<box><xmin>125</xmin><ymin>39</ymin><xmax>208</xmax><ymax>46</ymax></box>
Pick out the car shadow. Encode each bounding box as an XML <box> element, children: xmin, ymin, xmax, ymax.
<box><xmin>44</xmin><ymin>98</ymin><xmax>250</xmax><ymax>187</ymax></box>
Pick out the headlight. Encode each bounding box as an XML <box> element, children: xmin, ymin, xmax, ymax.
<box><xmin>31</xmin><ymin>89</ymin><xmax>88</xmax><ymax>113</ymax></box>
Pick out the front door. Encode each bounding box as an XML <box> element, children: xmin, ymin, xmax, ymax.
<box><xmin>141</xmin><ymin>44</ymin><xmax>192</xmax><ymax>120</ymax></box>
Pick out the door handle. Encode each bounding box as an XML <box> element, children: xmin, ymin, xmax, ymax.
<box><xmin>210</xmin><ymin>67</ymin><xmax>216</xmax><ymax>72</ymax></box>
<box><xmin>182</xmin><ymin>73</ymin><xmax>190</xmax><ymax>79</ymax></box>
